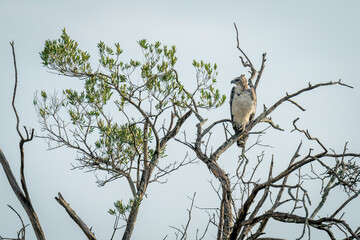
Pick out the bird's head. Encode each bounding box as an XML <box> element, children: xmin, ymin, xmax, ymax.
<box><xmin>231</xmin><ymin>74</ymin><xmax>249</xmax><ymax>90</ymax></box>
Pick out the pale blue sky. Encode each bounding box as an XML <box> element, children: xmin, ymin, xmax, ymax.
<box><xmin>1</xmin><ymin>1</ymin><xmax>360</xmax><ymax>239</ymax></box>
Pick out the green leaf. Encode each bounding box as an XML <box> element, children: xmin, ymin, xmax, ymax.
<box><xmin>108</xmin><ymin>209</ymin><xmax>116</xmax><ymax>215</ymax></box>
<box><xmin>41</xmin><ymin>91</ymin><xmax>47</xmax><ymax>99</ymax></box>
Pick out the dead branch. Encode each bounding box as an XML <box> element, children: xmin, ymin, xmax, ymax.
<box><xmin>55</xmin><ymin>193</ymin><xmax>96</xmax><ymax>240</ymax></box>
<box><xmin>254</xmin><ymin>53</ymin><xmax>267</xmax><ymax>90</ymax></box>
<box><xmin>255</xmin><ymin>80</ymin><xmax>353</xmax><ymax>129</ymax></box>
<box><xmin>234</xmin><ymin>23</ymin><xmax>267</xmax><ymax>90</ymax></box>
<box><xmin>292</xmin><ymin>117</ymin><xmax>327</xmax><ymax>153</ymax></box>
<box><xmin>10</xmin><ymin>41</ymin><xmax>34</xmax><ymax>200</ymax></box>
<box><xmin>246</xmin><ymin>212</ymin><xmax>360</xmax><ymax>240</ymax></box>
<box><xmin>201</xmin><ymin>119</ymin><xmax>232</xmax><ymax>138</ymax></box>
<box><xmin>230</xmin><ymin>136</ymin><xmax>360</xmax><ymax>240</ymax></box>
<box><xmin>260</xmin><ymin>117</ymin><xmax>284</xmax><ymax>131</ymax></box>
<box><xmin>286</xmin><ymin>98</ymin><xmax>306</xmax><ymax>111</ymax></box>
<box><xmin>0</xmin><ymin>42</ymin><xmax>45</xmax><ymax>240</ymax></box>
<box><xmin>233</xmin><ymin>23</ymin><xmax>256</xmax><ymax>81</ymax></box>
<box><xmin>3</xmin><ymin>205</ymin><xmax>28</xmax><ymax>240</ymax></box>
<box><xmin>169</xmin><ymin>193</ymin><xmax>196</xmax><ymax>240</ymax></box>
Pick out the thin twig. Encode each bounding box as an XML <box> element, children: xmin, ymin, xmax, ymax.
<box><xmin>7</xmin><ymin>205</ymin><xmax>27</xmax><ymax>240</ymax></box>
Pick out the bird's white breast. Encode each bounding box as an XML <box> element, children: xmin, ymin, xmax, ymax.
<box><xmin>231</xmin><ymin>88</ymin><xmax>256</xmax><ymax>126</ymax></box>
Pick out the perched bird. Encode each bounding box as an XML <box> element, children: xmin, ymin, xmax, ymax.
<box><xmin>230</xmin><ymin>75</ymin><xmax>257</xmax><ymax>147</ymax></box>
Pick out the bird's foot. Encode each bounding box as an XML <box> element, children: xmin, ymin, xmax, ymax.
<box><xmin>232</xmin><ymin>122</ymin><xmax>243</xmax><ymax>132</ymax></box>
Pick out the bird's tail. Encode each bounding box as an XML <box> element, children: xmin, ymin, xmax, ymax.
<box><xmin>237</xmin><ymin>133</ymin><xmax>248</xmax><ymax>148</ymax></box>
<box><xmin>232</xmin><ymin>123</ymin><xmax>248</xmax><ymax>148</ymax></box>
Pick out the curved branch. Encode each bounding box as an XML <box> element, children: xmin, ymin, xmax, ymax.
<box><xmin>292</xmin><ymin>117</ymin><xmax>327</xmax><ymax>154</ymax></box>
<box><xmin>233</xmin><ymin>23</ymin><xmax>255</xmax><ymax>74</ymax></box>
<box><xmin>10</xmin><ymin>41</ymin><xmax>21</xmax><ymax>139</ymax></box>
<box><xmin>255</xmin><ymin>80</ymin><xmax>352</xmax><ymax>127</ymax></box>
<box><xmin>7</xmin><ymin>205</ymin><xmax>27</xmax><ymax>239</ymax></box>
<box><xmin>201</xmin><ymin>119</ymin><xmax>232</xmax><ymax>138</ymax></box>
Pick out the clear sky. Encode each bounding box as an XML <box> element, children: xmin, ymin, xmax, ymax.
<box><xmin>1</xmin><ymin>1</ymin><xmax>360</xmax><ymax>239</ymax></box>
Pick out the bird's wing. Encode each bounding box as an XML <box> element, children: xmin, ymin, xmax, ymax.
<box><xmin>249</xmin><ymin>113</ymin><xmax>255</xmax><ymax>122</ymax></box>
<box><xmin>230</xmin><ymin>86</ymin><xmax>235</xmax><ymax>122</ymax></box>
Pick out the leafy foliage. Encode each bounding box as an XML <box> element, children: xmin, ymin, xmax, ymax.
<box><xmin>108</xmin><ymin>199</ymin><xmax>134</xmax><ymax>217</ymax></box>
<box><xmin>36</xmin><ymin>29</ymin><xmax>226</xmax><ymax>219</ymax></box>
<box><xmin>40</xmin><ymin>29</ymin><xmax>91</xmax><ymax>75</ymax></box>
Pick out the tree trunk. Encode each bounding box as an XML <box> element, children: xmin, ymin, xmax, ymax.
<box><xmin>0</xmin><ymin>149</ymin><xmax>45</xmax><ymax>240</ymax></box>
<box><xmin>121</xmin><ymin>172</ymin><xmax>149</xmax><ymax>240</ymax></box>
<box><xmin>196</xmin><ymin>153</ymin><xmax>233</xmax><ymax>240</ymax></box>
<box><xmin>121</xmin><ymin>193</ymin><xmax>145</xmax><ymax>240</ymax></box>
<box><xmin>121</xmin><ymin>155</ymin><xmax>152</xmax><ymax>240</ymax></box>
<box><xmin>221</xmin><ymin>185</ymin><xmax>233</xmax><ymax>239</ymax></box>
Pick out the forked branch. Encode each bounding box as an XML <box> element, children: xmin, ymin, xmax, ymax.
<box><xmin>0</xmin><ymin>42</ymin><xmax>45</xmax><ymax>240</ymax></box>
<box><xmin>233</xmin><ymin>23</ymin><xmax>267</xmax><ymax>89</ymax></box>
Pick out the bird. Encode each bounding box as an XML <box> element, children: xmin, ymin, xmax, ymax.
<box><xmin>230</xmin><ymin>74</ymin><xmax>257</xmax><ymax>148</ymax></box>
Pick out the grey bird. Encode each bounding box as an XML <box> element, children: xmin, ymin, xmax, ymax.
<box><xmin>230</xmin><ymin>74</ymin><xmax>257</xmax><ymax>147</ymax></box>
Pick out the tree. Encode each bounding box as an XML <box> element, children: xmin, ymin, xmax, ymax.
<box><xmin>1</xmin><ymin>25</ymin><xmax>360</xmax><ymax>240</ymax></box>
<box><xmin>34</xmin><ymin>28</ymin><xmax>225</xmax><ymax>240</ymax></box>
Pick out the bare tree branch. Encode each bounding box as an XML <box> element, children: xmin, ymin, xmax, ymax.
<box><xmin>55</xmin><ymin>192</ymin><xmax>97</xmax><ymax>240</ymax></box>
<box><xmin>260</xmin><ymin>117</ymin><xmax>284</xmax><ymax>131</ymax></box>
<box><xmin>0</xmin><ymin>42</ymin><xmax>45</xmax><ymax>240</ymax></box>
<box><xmin>5</xmin><ymin>205</ymin><xmax>28</xmax><ymax>240</ymax></box>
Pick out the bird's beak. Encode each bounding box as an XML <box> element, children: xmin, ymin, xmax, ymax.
<box><xmin>231</xmin><ymin>79</ymin><xmax>236</xmax><ymax>84</ymax></box>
